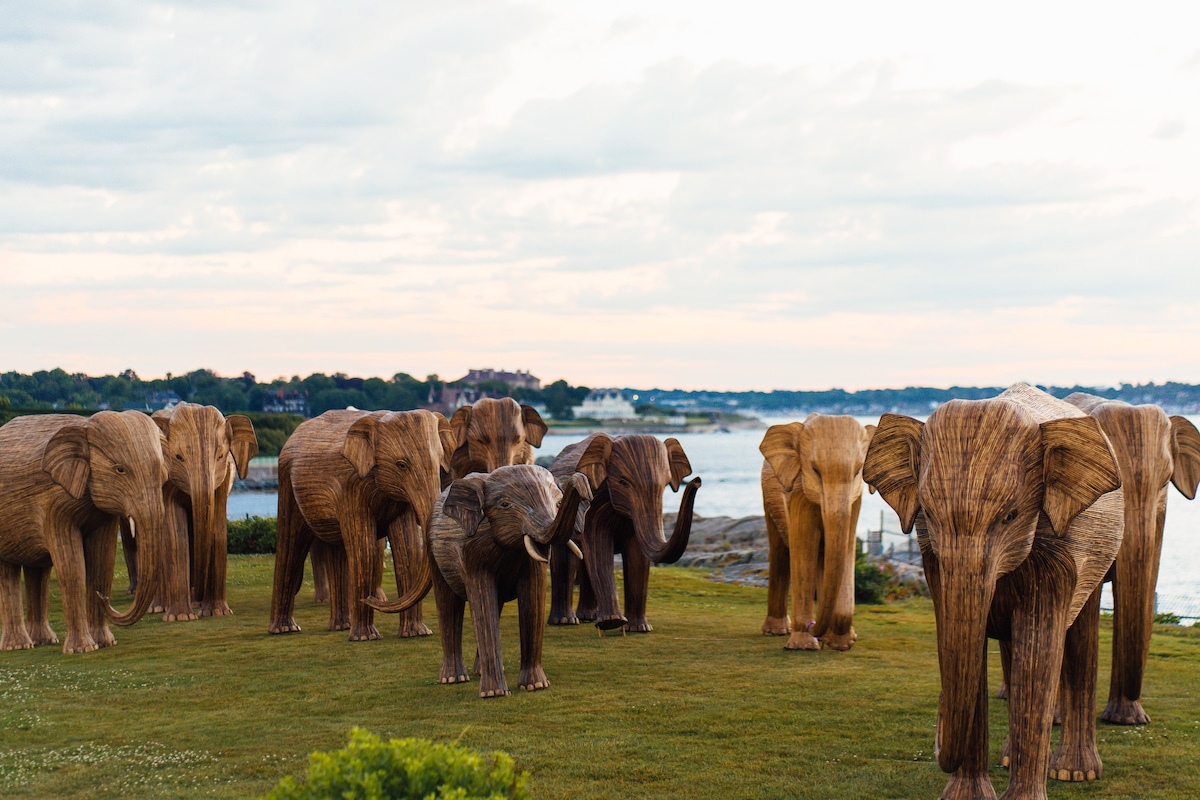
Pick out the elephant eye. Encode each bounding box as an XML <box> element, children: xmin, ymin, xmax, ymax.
<box><xmin>1002</xmin><ymin>510</ymin><xmax>1018</xmax><ymax>524</ymax></box>
<box><xmin>395</xmin><ymin>460</ymin><xmax>409</xmax><ymax>470</ymax></box>
<box><xmin>175</xmin><ymin>454</ymin><xmax>184</xmax><ymax>461</ymax></box>
<box><xmin>498</xmin><ymin>500</ymin><xmax>513</xmax><ymax>510</ymax></box>
<box><xmin>114</xmin><ymin>465</ymin><xmax>127</xmax><ymax>474</ymax></box>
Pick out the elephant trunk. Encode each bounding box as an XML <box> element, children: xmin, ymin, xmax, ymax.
<box><xmin>363</xmin><ymin>550</ymin><xmax>432</xmax><ymax>614</ymax></box>
<box><xmin>547</xmin><ymin>473</ymin><xmax>593</xmax><ymax>547</ymax></box>
<box><xmin>1111</xmin><ymin>497</ymin><xmax>1163</xmax><ymax>703</ymax></box>
<box><xmin>188</xmin><ymin>475</ymin><xmax>220</xmax><ymax>599</ymax></box>
<box><xmin>633</xmin><ymin>478</ymin><xmax>701</xmax><ymax>564</ymax></box>
<box><xmin>811</xmin><ymin>500</ymin><xmax>857</xmax><ymax>638</ymax></box>
<box><xmin>931</xmin><ymin>546</ymin><xmax>993</xmax><ymax>774</ymax></box>
<box><xmin>102</xmin><ymin>505</ymin><xmax>166</xmax><ymax>627</ymax></box>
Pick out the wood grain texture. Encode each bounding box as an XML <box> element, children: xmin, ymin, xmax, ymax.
<box><xmin>445</xmin><ymin>398</ymin><xmax>547</xmax><ymax>486</ymax></box>
<box><xmin>547</xmin><ymin>433</ymin><xmax>700</xmax><ymax>633</ymax></box>
<box><xmin>268</xmin><ymin>409</ymin><xmax>451</xmax><ymax>642</ymax></box>
<box><xmin>863</xmin><ymin>383</ymin><xmax>1123</xmax><ymax>799</ymax></box>
<box><xmin>1065</xmin><ymin>392</ymin><xmax>1200</xmax><ymax>725</ymax></box>
<box><xmin>759</xmin><ymin>415</ymin><xmax>875</xmax><ymax>651</ymax></box>
<box><xmin>0</xmin><ymin>411</ymin><xmax>169</xmax><ymax>654</ymax></box>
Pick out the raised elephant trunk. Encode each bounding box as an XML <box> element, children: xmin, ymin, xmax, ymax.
<box><xmin>102</xmin><ymin>508</ymin><xmax>165</xmax><ymax>627</ymax></box>
<box><xmin>811</xmin><ymin>501</ymin><xmax>856</xmax><ymax>638</ymax></box>
<box><xmin>633</xmin><ymin>478</ymin><xmax>701</xmax><ymax>564</ymax></box>
<box><xmin>931</xmin><ymin>547</ymin><xmax>994</xmax><ymax>774</ymax></box>
<box><xmin>547</xmin><ymin>473</ymin><xmax>592</xmax><ymax>548</ymax></box>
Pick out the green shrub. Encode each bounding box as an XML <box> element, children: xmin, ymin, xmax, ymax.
<box><xmin>854</xmin><ymin>547</ymin><xmax>890</xmax><ymax>604</ymax></box>
<box><xmin>263</xmin><ymin>728</ymin><xmax>531</xmax><ymax>800</ymax></box>
<box><xmin>1154</xmin><ymin>611</ymin><xmax>1182</xmax><ymax>625</ymax></box>
<box><xmin>227</xmin><ymin>515</ymin><xmax>277</xmax><ymax>554</ymax></box>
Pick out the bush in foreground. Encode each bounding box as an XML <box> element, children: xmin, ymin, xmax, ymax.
<box><xmin>227</xmin><ymin>515</ymin><xmax>277</xmax><ymax>554</ymax></box>
<box><xmin>263</xmin><ymin>728</ymin><xmax>531</xmax><ymax>800</ymax></box>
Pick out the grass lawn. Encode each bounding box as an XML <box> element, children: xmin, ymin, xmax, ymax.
<box><xmin>1</xmin><ymin>556</ymin><xmax>1198</xmax><ymax>799</ymax></box>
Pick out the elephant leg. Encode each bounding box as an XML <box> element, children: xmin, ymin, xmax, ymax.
<box><xmin>465</xmin><ymin>570</ymin><xmax>508</xmax><ymax>697</ymax></box>
<box><xmin>197</xmin><ymin>488</ymin><xmax>233</xmax><ymax>617</ymax></box>
<box><xmin>761</xmin><ymin>512</ymin><xmax>791</xmax><ymax>636</ymax></box>
<box><xmin>268</xmin><ymin>475</ymin><xmax>310</xmax><ymax>634</ymax></box>
<box><xmin>310</xmin><ymin>552</ymin><xmax>330</xmax><ymax>603</ymax></box>
<box><xmin>0</xmin><ymin>559</ymin><xmax>34</xmax><ymax>651</ymax></box>
<box><xmin>315</xmin><ymin>540</ymin><xmax>351</xmax><ymax>631</ymax></box>
<box><xmin>547</xmin><ymin>542</ymin><xmax>578</xmax><ymax>625</ymax></box>
<box><xmin>387</xmin><ymin>514</ymin><xmax>432</xmax><ymax>638</ymax></box>
<box><xmin>1050</xmin><ymin>585</ymin><xmax>1103</xmax><ymax>782</ymax></box>
<box><xmin>343</xmin><ymin>515</ymin><xmax>382</xmax><ymax>642</ymax></box>
<box><xmin>1002</xmin><ymin>582</ymin><xmax>1071</xmax><ymax>800</ymax></box>
<box><xmin>83</xmin><ymin>520</ymin><xmax>120</xmax><ymax>648</ymax></box>
<box><xmin>620</xmin><ymin>540</ymin><xmax>653</xmax><ymax>633</ymax></box>
<box><xmin>119</xmin><ymin>518</ymin><xmax>138</xmax><ymax>595</ymax></box>
<box><xmin>433</xmin><ymin>567</ymin><xmax>468</xmax><ymax>684</ymax></box>
<box><xmin>582</xmin><ymin>518</ymin><xmax>625</xmax><ymax>630</ymax></box>
<box><xmin>45</xmin><ymin>522</ymin><xmax>98</xmax><ymax>654</ymax></box>
<box><xmin>997</xmin><ymin>640</ymin><xmax>1011</xmax><ymax>700</ymax></box>
<box><xmin>786</xmin><ymin>503</ymin><xmax>822</xmax><ymax>651</ymax></box>
<box><xmin>575</xmin><ymin>554</ymin><xmax>599</xmax><ymax>622</ymax></box>
<box><xmin>157</xmin><ymin>493</ymin><xmax>196</xmax><ymax>621</ymax></box>
<box><xmin>22</xmin><ymin>562</ymin><xmax>57</xmax><ymax>646</ymax></box>
<box><xmin>938</xmin><ymin>637</ymin><xmax>998</xmax><ymax>800</ymax></box>
<box><xmin>517</xmin><ymin>563</ymin><xmax>549</xmax><ymax>690</ymax></box>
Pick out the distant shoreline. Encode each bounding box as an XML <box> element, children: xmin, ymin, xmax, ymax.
<box><xmin>545</xmin><ymin>417</ymin><xmax>766</xmax><ymax>436</ymax></box>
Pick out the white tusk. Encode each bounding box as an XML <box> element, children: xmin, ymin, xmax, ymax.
<box><xmin>567</xmin><ymin>540</ymin><xmax>583</xmax><ymax>560</ymax></box>
<box><xmin>128</xmin><ymin>517</ymin><xmax>137</xmax><ymax>539</ymax></box>
<box><xmin>524</xmin><ymin>535</ymin><xmax>549</xmax><ymax>564</ymax></box>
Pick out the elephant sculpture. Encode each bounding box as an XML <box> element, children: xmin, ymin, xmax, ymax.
<box><xmin>444</xmin><ymin>397</ymin><xmax>548</xmax><ymax>486</ymax></box>
<box><xmin>0</xmin><ymin>412</ymin><xmax>169</xmax><ymax>653</ymax></box>
<box><xmin>759</xmin><ymin>415</ymin><xmax>875</xmax><ymax>651</ymax></box>
<box><xmin>370</xmin><ymin>465</ymin><xmax>591</xmax><ymax>698</ymax></box>
<box><xmin>864</xmin><ymin>384</ymin><xmax>1123</xmax><ymax>799</ymax></box>
<box><xmin>547</xmin><ymin>433</ymin><xmax>700</xmax><ymax>632</ymax></box>
<box><xmin>120</xmin><ymin>402</ymin><xmax>258</xmax><ymax>620</ymax></box>
<box><xmin>1064</xmin><ymin>392</ymin><xmax>1200</xmax><ymax>725</ymax></box>
<box><xmin>269</xmin><ymin>409</ymin><xmax>455</xmax><ymax>642</ymax></box>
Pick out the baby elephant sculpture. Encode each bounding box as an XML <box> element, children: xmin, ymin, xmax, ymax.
<box><xmin>759</xmin><ymin>416</ymin><xmax>875</xmax><ymax>651</ymax></box>
<box><xmin>372</xmin><ymin>465</ymin><xmax>591</xmax><ymax>698</ymax></box>
<box><xmin>865</xmin><ymin>384</ymin><xmax>1123</xmax><ymax>800</ymax></box>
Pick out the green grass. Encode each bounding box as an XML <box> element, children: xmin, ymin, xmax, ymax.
<box><xmin>1</xmin><ymin>558</ymin><xmax>1199</xmax><ymax>799</ymax></box>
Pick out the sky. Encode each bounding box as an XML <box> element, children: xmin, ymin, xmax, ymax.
<box><xmin>1</xmin><ymin>1</ymin><xmax>1198</xmax><ymax>391</ymax></box>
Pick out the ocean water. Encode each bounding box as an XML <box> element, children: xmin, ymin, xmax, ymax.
<box><xmin>228</xmin><ymin>415</ymin><xmax>1200</xmax><ymax>614</ymax></box>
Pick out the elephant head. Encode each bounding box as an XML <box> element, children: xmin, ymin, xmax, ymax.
<box><xmin>574</xmin><ymin>433</ymin><xmax>700</xmax><ymax>564</ymax></box>
<box><xmin>342</xmin><ymin>409</ymin><xmax>455</xmax><ymax>531</ymax></box>
<box><xmin>863</xmin><ymin>398</ymin><xmax>1119</xmax><ymax>774</ymax></box>
<box><xmin>447</xmin><ymin>398</ymin><xmax>547</xmax><ymax>481</ymax></box>
<box><xmin>43</xmin><ymin>411</ymin><xmax>169</xmax><ymax>627</ymax></box>
<box><xmin>154</xmin><ymin>403</ymin><xmax>258</xmax><ymax>595</ymax></box>
<box><xmin>759</xmin><ymin>415</ymin><xmax>875</xmax><ymax>638</ymax></box>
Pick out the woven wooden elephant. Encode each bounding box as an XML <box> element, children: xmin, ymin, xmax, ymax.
<box><xmin>0</xmin><ymin>412</ymin><xmax>170</xmax><ymax>653</ymax></box>
<box><xmin>865</xmin><ymin>384</ymin><xmax>1123</xmax><ymax>799</ymax></box>
<box><xmin>372</xmin><ymin>465</ymin><xmax>590</xmax><ymax>697</ymax></box>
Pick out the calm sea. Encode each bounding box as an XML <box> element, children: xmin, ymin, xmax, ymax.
<box><xmin>229</xmin><ymin>415</ymin><xmax>1200</xmax><ymax>614</ymax></box>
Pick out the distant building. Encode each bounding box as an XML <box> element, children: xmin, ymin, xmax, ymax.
<box><xmin>144</xmin><ymin>391</ymin><xmax>182</xmax><ymax>412</ymax></box>
<box><xmin>572</xmin><ymin>389</ymin><xmax>637</xmax><ymax>421</ymax></box>
<box><xmin>428</xmin><ymin>384</ymin><xmax>483</xmax><ymax>411</ymax></box>
<box><xmin>456</xmin><ymin>368</ymin><xmax>541</xmax><ymax>391</ymax></box>
<box><xmin>263</xmin><ymin>389</ymin><xmax>310</xmax><ymax>417</ymax></box>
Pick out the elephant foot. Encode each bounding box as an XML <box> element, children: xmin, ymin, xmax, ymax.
<box><xmin>162</xmin><ymin>608</ymin><xmax>199</xmax><ymax>622</ymax></box>
<box><xmin>575</xmin><ymin>606</ymin><xmax>598</xmax><ymax>622</ymax></box>
<box><xmin>61</xmin><ymin>633</ymin><xmax>99</xmax><ymax>654</ymax></box>
<box><xmin>348</xmin><ymin>625</ymin><xmax>382</xmax><ymax>642</ymax></box>
<box><xmin>268</xmin><ymin>617</ymin><xmax>302</xmax><ymax>634</ymax></box>
<box><xmin>0</xmin><ymin>631</ymin><xmax>35</xmax><ymax>651</ymax></box>
<box><xmin>821</xmin><ymin>628</ymin><xmax>857</xmax><ymax>651</ymax></box>
<box><xmin>91</xmin><ymin>627</ymin><xmax>116</xmax><ymax>649</ymax></box>
<box><xmin>312</xmin><ymin>588</ymin><xmax>329</xmax><ymax>603</ymax></box>
<box><xmin>1000</xmin><ymin>736</ymin><xmax>1010</xmax><ymax>767</ymax></box>
<box><xmin>1102</xmin><ymin>696</ymin><xmax>1150</xmax><ymax>725</ymax></box>
<box><xmin>150</xmin><ymin>602</ymin><xmax>166</xmax><ymax>614</ymax></box>
<box><xmin>198</xmin><ymin>601</ymin><xmax>234</xmax><ymax>617</ymax></box>
<box><xmin>396</xmin><ymin>620</ymin><xmax>433</xmax><ymax>638</ymax></box>
<box><xmin>327</xmin><ymin>616</ymin><xmax>351</xmax><ymax>631</ymax></box>
<box><xmin>439</xmin><ymin>662</ymin><xmax>470</xmax><ymax>684</ymax></box>
<box><xmin>996</xmin><ymin>682</ymin><xmax>1008</xmax><ymax>700</ymax></box>
<box><xmin>547</xmin><ymin>613</ymin><xmax>579</xmax><ymax>625</ymax></box>
<box><xmin>1048</xmin><ymin>742</ymin><xmax>1102</xmax><ymax>782</ymax></box>
<box><xmin>761</xmin><ymin>616</ymin><xmax>790</xmax><ymax>636</ymax></box>
<box><xmin>519</xmin><ymin>666</ymin><xmax>550</xmax><ymax>691</ymax></box>
<box><xmin>940</xmin><ymin>772</ymin><xmax>998</xmax><ymax>800</ymax></box>
<box><xmin>594</xmin><ymin>613</ymin><xmax>627</xmax><ymax>631</ymax></box>
<box><xmin>623</xmin><ymin>620</ymin><xmax>653</xmax><ymax>633</ymax></box>
<box><xmin>478</xmin><ymin>679</ymin><xmax>511</xmax><ymax>699</ymax></box>
<box><xmin>784</xmin><ymin>631</ymin><xmax>820</xmax><ymax>651</ymax></box>
<box><xmin>26</xmin><ymin>625</ymin><xmax>58</xmax><ymax>646</ymax></box>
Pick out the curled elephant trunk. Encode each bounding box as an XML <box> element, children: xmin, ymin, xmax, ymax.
<box><xmin>364</xmin><ymin>541</ymin><xmax>433</xmax><ymax>614</ymax></box>
<box><xmin>101</xmin><ymin>513</ymin><xmax>163</xmax><ymax>627</ymax></box>
<box><xmin>635</xmin><ymin>478</ymin><xmax>701</xmax><ymax>564</ymax></box>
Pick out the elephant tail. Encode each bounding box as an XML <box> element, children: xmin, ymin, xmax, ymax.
<box><xmin>363</xmin><ymin>549</ymin><xmax>432</xmax><ymax>614</ymax></box>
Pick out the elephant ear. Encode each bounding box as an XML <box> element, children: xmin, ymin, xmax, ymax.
<box><xmin>520</xmin><ymin>404</ymin><xmax>548</xmax><ymax>447</ymax></box>
<box><xmin>151</xmin><ymin>412</ymin><xmax>171</xmax><ymax>440</ymax></box>
<box><xmin>863</xmin><ymin>424</ymin><xmax>877</xmax><ymax>493</ymax></box>
<box><xmin>443</xmin><ymin>475</ymin><xmax>487</xmax><ymax>536</ymax></box>
<box><xmin>226</xmin><ymin>415</ymin><xmax>259</xmax><ymax>480</ymax></box>
<box><xmin>1040</xmin><ymin>416</ymin><xmax>1122</xmax><ymax>535</ymax></box>
<box><xmin>342</xmin><ymin>415</ymin><xmax>378</xmax><ymax>478</ymax></box>
<box><xmin>449</xmin><ymin>406</ymin><xmax>472</xmax><ymax>453</ymax></box>
<box><xmin>1169</xmin><ymin>415</ymin><xmax>1200</xmax><ymax>500</ymax></box>
<box><xmin>575</xmin><ymin>435</ymin><xmax>613</xmax><ymax>490</ymax></box>
<box><xmin>863</xmin><ymin>414</ymin><xmax>924</xmax><ymax>534</ymax></box>
<box><xmin>759</xmin><ymin>423</ymin><xmax>803</xmax><ymax>492</ymax></box>
<box><xmin>663</xmin><ymin>438</ymin><xmax>692</xmax><ymax>491</ymax></box>
<box><xmin>434</xmin><ymin>412</ymin><xmax>457</xmax><ymax>473</ymax></box>
<box><xmin>43</xmin><ymin>424</ymin><xmax>91</xmax><ymax>500</ymax></box>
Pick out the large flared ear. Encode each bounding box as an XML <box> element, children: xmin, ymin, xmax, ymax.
<box><xmin>433</xmin><ymin>412</ymin><xmax>457</xmax><ymax>473</ymax></box>
<box><xmin>43</xmin><ymin>424</ymin><xmax>91</xmax><ymax>500</ymax></box>
<box><xmin>1170</xmin><ymin>415</ymin><xmax>1200</xmax><ymax>500</ymax></box>
<box><xmin>759</xmin><ymin>423</ymin><xmax>803</xmax><ymax>492</ymax></box>
<box><xmin>576</xmin><ymin>435</ymin><xmax>612</xmax><ymax>490</ymax></box>
<box><xmin>342</xmin><ymin>415</ymin><xmax>378</xmax><ymax>478</ymax></box>
<box><xmin>664</xmin><ymin>438</ymin><xmax>692</xmax><ymax>491</ymax></box>
<box><xmin>449</xmin><ymin>405</ymin><xmax>472</xmax><ymax>452</ymax></box>
<box><xmin>520</xmin><ymin>404</ymin><xmax>548</xmax><ymax>447</ymax></box>
<box><xmin>863</xmin><ymin>414</ymin><xmax>924</xmax><ymax>534</ymax></box>
<box><xmin>1040</xmin><ymin>416</ymin><xmax>1121</xmax><ymax>535</ymax></box>
<box><xmin>226</xmin><ymin>415</ymin><xmax>259</xmax><ymax>480</ymax></box>
<box><xmin>443</xmin><ymin>475</ymin><xmax>487</xmax><ymax>536</ymax></box>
